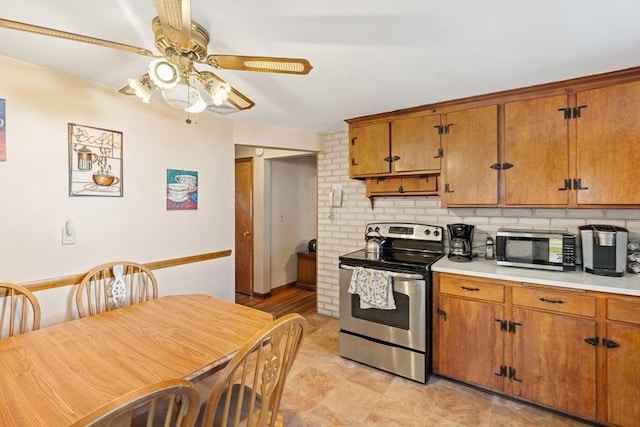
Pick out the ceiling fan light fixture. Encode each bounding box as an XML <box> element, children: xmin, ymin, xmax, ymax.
<box><xmin>161</xmin><ymin>83</ymin><xmax>202</xmax><ymax>110</ymax></box>
<box><xmin>148</xmin><ymin>58</ymin><xmax>180</xmax><ymax>89</ymax></box>
<box><xmin>128</xmin><ymin>76</ymin><xmax>157</xmax><ymax>103</ymax></box>
<box><xmin>211</xmin><ymin>83</ymin><xmax>231</xmax><ymax>106</ymax></box>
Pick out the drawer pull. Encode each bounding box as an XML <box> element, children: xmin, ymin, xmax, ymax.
<box><xmin>584</xmin><ymin>337</ymin><xmax>599</xmax><ymax>346</ymax></box>
<box><xmin>603</xmin><ymin>339</ymin><xmax>620</xmax><ymax>349</ymax></box>
<box><xmin>539</xmin><ymin>297</ymin><xmax>565</xmax><ymax>304</ymax></box>
<box><xmin>461</xmin><ymin>286</ymin><xmax>480</xmax><ymax>292</ymax></box>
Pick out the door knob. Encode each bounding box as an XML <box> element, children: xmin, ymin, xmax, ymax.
<box><xmin>243</xmin><ymin>231</ymin><xmax>251</xmax><ymax>237</ymax></box>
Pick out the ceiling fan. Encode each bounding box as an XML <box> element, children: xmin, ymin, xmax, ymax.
<box><xmin>0</xmin><ymin>0</ymin><xmax>313</xmax><ymax>117</ymax></box>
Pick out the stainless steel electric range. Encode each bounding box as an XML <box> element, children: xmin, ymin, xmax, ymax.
<box><xmin>338</xmin><ymin>222</ymin><xmax>444</xmax><ymax>383</ymax></box>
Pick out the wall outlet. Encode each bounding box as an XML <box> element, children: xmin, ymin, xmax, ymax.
<box><xmin>62</xmin><ymin>220</ymin><xmax>75</xmax><ymax>245</ymax></box>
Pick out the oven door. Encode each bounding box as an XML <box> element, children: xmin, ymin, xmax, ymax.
<box><xmin>339</xmin><ymin>265</ymin><xmax>426</xmax><ymax>352</ymax></box>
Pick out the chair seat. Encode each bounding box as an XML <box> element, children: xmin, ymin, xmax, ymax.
<box><xmin>197</xmin><ymin>384</ymin><xmax>283</xmax><ymax>427</ymax></box>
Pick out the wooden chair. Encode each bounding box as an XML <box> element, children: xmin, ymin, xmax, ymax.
<box><xmin>200</xmin><ymin>313</ymin><xmax>306</xmax><ymax>427</ymax></box>
<box><xmin>0</xmin><ymin>281</ymin><xmax>41</xmax><ymax>337</ymax></box>
<box><xmin>76</xmin><ymin>261</ymin><xmax>158</xmax><ymax>318</ymax></box>
<box><xmin>70</xmin><ymin>379</ymin><xmax>200</xmax><ymax>427</ymax></box>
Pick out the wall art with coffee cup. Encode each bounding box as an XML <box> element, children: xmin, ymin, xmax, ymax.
<box><xmin>68</xmin><ymin>123</ymin><xmax>123</xmax><ymax>197</ymax></box>
<box><xmin>167</xmin><ymin>168</ymin><xmax>198</xmax><ymax>210</ymax></box>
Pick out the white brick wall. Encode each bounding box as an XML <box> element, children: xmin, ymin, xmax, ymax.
<box><xmin>317</xmin><ymin>131</ymin><xmax>640</xmax><ymax>318</ymax></box>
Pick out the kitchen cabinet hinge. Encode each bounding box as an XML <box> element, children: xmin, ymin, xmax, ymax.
<box><xmin>351</xmin><ymin>157</ymin><xmax>358</xmax><ymax>166</ymax></box>
<box><xmin>443</xmin><ymin>124</ymin><xmax>454</xmax><ymax>134</ymax></box>
<box><xmin>494</xmin><ymin>365</ymin><xmax>507</xmax><ymax>377</ymax></box>
<box><xmin>557</xmin><ymin>107</ymin><xmax>572</xmax><ymax>120</ymax></box>
<box><xmin>558</xmin><ymin>178</ymin><xmax>571</xmax><ymax>191</ymax></box>
<box><xmin>494</xmin><ymin>319</ymin><xmax>508</xmax><ymax>332</ymax></box>
<box><xmin>434</xmin><ymin>125</ymin><xmax>444</xmax><ymax>135</ymax></box>
<box><xmin>584</xmin><ymin>337</ymin><xmax>599</xmax><ymax>346</ymax></box>
<box><xmin>573</xmin><ymin>178</ymin><xmax>589</xmax><ymax>190</ymax></box>
<box><xmin>508</xmin><ymin>367</ymin><xmax>523</xmax><ymax>382</ymax></box>
<box><xmin>437</xmin><ymin>307</ymin><xmax>447</xmax><ymax>321</ymax></box>
<box><xmin>434</xmin><ymin>148</ymin><xmax>443</xmax><ymax>159</ymax></box>
<box><xmin>508</xmin><ymin>321</ymin><xmax>522</xmax><ymax>334</ymax></box>
<box><xmin>572</xmin><ymin>105</ymin><xmax>588</xmax><ymax>118</ymax></box>
<box><xmin>602</xmin><ymin>338</ymin><xmax>620</xmax><ymax>349</ymax></box>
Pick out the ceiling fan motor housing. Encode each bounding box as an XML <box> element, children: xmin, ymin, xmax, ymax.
<box><xmin>151</xmin><ymin>17</ymin><xmax>210</xmax><ymax>61</ymax></box>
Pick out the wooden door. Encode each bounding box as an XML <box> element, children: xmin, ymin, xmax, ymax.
<box><xmin>349</xmin><ymin>122</ymin><xmax>390</xmax><ymax>177</ymax></box>
<box><xmin>576</xmin><ymin>80</ymin><xmax>640</xmax><ymax>205</ymax></box>
<box><xmin>510</xmin><ymin>308</ymin><xmax>597</xmax><ymax>420</ymax></box>
<box><xmin>504</xmin><ymin>95</ymin><xmax>570</xmax><ymax>205</ymax></box>
<box><xmin>441</xmin><ymin>105</ymin><xmax>499</xmax><ymax>206</ymax></box>
<box><xmin>391</xmin><ymin>114</ymin><xmax>441</xmax><ymax>173</ymax></box>
<box><xmin>604</xmin><ymin>322</ymin><xmax>640</xmax><ymax>427</ymax></box>
<box><xmin>235</xmin><ymin>158</ymin><xmax>253</xmax><ymax>295</ymax></box>
<box><xmin>434</xmin><ymin>295</ymin><xmax>505</xmax><ymax>391</ymax></box>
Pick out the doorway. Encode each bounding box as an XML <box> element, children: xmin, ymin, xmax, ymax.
<box><xmin>235</xmin><ymin>157</ymin><xmax>253</xmax><ymax>295</ymax></box>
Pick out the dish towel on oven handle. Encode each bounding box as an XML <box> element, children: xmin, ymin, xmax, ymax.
<box><xmin>348</xmin><ymin>266</ymin><xmax>396</xmax><ymax>310</ymax></box>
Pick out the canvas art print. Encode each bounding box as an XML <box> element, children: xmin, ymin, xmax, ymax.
<box><xmin>167</xmin><ymin>169</ymin><xmax>198</xmax><ymax>210</ymax></box>
<box><xmin>68</xmin><ymin>123</ymin><xmax>123</xmax><ymax>197</ymax></box>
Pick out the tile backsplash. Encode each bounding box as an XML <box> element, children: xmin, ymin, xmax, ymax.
<box><xmin>316</xmin><ymin>131</ymin><xmax>640</xmax><ymax>318</ymax></box>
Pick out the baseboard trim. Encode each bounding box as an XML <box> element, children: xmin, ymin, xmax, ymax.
<box><xmin>252</xmin><ymin>281</ymin><xmax>296</xmax><ymax>299</ymax></box>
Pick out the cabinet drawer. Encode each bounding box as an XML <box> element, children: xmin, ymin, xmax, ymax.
<box><xmin>512</xmin><ymin>287</ymin><xmax>595</xmax><ymax>317</ymax></box>
<box><xmin>607</xmin><ymin>298</ymin><xmax>640</xmax><ymax>325</ymax></box>
<box><xmin>439</xmin><ymin>275</ymin><xmax>504</xmax><ymax>302</ymax></box>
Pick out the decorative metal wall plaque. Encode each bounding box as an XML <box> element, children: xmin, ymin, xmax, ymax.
<box><xmin>68</xmin><ymin>123</ymin><xmax>123</xmax><ymax>197</ymax></box>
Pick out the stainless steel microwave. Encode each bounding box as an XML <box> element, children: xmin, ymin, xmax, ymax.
<box><xmin>496</xmin><ymin>229</ymin><xmax>576</xmax><ymax>271</ymax></box>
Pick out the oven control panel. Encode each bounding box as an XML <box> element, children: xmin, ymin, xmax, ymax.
<box><xmin>366</xmin><ymin>223</ymin><xmax>443</xmax><ymax>242</ymax></box>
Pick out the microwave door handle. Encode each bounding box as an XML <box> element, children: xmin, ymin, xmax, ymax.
<box><xmin>495</xmin><ymin>236</ymin><xmax>506</xmax><ymax>260</ymax></box>
<box><xmin>339</xmin><ymin>265</ymin><xmax>423</xmax><ymax>280</ymax></box>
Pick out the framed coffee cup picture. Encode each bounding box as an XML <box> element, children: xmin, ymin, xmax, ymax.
<box><xmin>167</xmin><ymin>168</ymin><xmax>198</xmax><ymax>210</ymax></box>
<box><xmin>68</xmin><ymin>123</ymin><xmax>123</xmax><ymax>197</ymax></box>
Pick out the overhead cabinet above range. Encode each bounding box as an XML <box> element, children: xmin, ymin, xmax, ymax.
<box><xmin>346</xmin><ymin>65</ymin><xmax>640</xmax><ymax>208</ymax></box>
<box><xmin>348</xmin><ymin>114</ymin><xmax>442</xmax><ymax>178</ymax></box>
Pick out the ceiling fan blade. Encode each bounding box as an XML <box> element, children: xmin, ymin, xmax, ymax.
<box><xmin>0</xmin><ymin>18</ymin><xmax>154</xmax><ymax>57</ymax></box>
<box><xmin>154</xmin><ymin>0</ymin><xmax>192</xmax><ymax>51</ymax></box>
<box><xmin>197</xmin><ymin>71</ymin><xmax>255</xmax><ymax>112</ymax></box>
<box><xmin>205</xmin><ymin>55</ymin><xmax>313</xmax><ymax>75</ymax></box>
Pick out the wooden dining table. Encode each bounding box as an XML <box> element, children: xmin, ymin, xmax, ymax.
<box><xmin>0</xmin><ymin>294</ymin><xmax>274</xmax><ymax>426</ymax></box>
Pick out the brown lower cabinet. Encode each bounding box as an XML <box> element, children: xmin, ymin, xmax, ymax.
<box><xmin>433</xmin><ymin>272</ymin><xmax>640</xmax><ymax>426</ymax></box>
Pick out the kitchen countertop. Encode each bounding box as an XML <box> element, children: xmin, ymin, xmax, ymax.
<box><xmin>432</xmin><ymin>256</ymin><xmax>640</xmax><ymax>297</ymax></box>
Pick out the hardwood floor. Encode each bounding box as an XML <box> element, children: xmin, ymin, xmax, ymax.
<box><xmin>235</xmin><ymin>286</ymin><xmax>316</xmax><ymax>318</ymax></box>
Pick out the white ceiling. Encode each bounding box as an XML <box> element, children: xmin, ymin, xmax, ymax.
<box><xmin>1</xmin><ymin>1</ymin><xmax>639</xmax><ymax>133</ymax></box>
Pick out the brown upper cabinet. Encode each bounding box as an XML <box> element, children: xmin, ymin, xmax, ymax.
<box><xmin>346</xmin><ymin>66</ymin><xmax>640</xmax><ymax>208</ymax></box>
<box><xmin>349</xmin><ymin>114</ymin><xmax>442</xmax><ymax>178</ymax></box>
<box><xmin>504</xmin><ymin>80</ymin><xmax>640</xmax><ymax>206</ymax></box>
<box><xmin>441</xmin><ymin>105</ymin><xmax>499</xmax><ymax>206</ymax></box>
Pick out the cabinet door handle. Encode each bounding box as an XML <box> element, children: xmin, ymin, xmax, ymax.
<box><xmin>434</xmin><ymin>148</ymin><xmax>443</xmax><ymax>159</ymax></box>
<box><xmin>539</xmin><ymin>297</ymin><xmax>565</xmax><ymax>304</ymax></box>
<box><xmin>444</xmin><ymin>184</ymin><xmax>454</xmax><ymax>193</ymax></box>
<box><xmin>461</xmin><ymin>286</ymin><xmax>480</xmax><ymax>292</ymax></box>
<box><xmin>351</xmin><ymin>158</ymin><xmax>358</xmax><ymax>166</ymax></box>
<box><xmin>557</xmin><ymin>107</ymin><xmax>572</xmax><ymax>119</ymax></box>
<box><xmin>584</xmin><ymin>337</ymin><xmax>599</xmax><ymax>346</ymax></box>
<box><xmin>603</xmin><ymin>338</ymin><xmax>620</xmax><ymax>349</ymax></box>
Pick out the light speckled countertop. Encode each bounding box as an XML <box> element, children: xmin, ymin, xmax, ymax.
<box><xmin>432</xmin><ymin>256</ymin><xmax>640</xmax><ymax>297</ymax></box>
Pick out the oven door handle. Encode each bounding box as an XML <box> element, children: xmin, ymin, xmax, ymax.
<box><xmin>339</xmin><ymin>265</ymin><xmax>424</xmax><ymax>280</ymax></box>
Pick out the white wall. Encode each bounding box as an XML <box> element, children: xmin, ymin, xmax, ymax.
<box><xmin>0</xmin><ymin>55</ymin><xmax>323</xmax><ymax>328</ymax></box>
<box><xmin>269</xmin><ymin>155</ymin><xmax>317</xmax><ymax>288</ymax></box>
<box><xmin>316</xmin><ymin>131</ymin><xmax>640</xmax><ymax>318</ymax></box>
<box><xmin>234</xmin><ymin>147</ymin><xmax>317</xmax><ymax>294</ymax></box>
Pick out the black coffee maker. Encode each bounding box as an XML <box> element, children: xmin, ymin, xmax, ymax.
<box><xmin>447</xmin><ymin>223</ymin><xmax>474</xmax><ymax>262</ymax></box>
